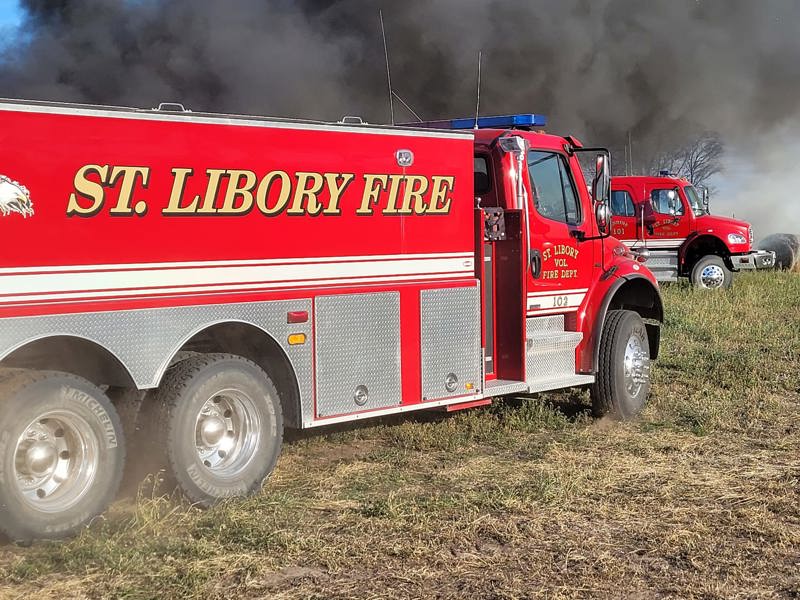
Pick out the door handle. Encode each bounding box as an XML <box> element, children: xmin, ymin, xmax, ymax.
<box><xmin>530</xmin><ymin>249</ymin><xmax>542</xmax><ymax>279</ymax></box>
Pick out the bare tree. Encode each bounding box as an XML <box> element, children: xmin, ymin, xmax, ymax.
<box><xmin>648</xmin><ymin>132</ymin><xmax>724</xmax><ymax>187</ymax></box>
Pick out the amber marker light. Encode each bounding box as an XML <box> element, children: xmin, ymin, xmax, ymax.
<box><xmin>288</xmin><ymin>333</ymin><xmax>307</xmax><ymax>345</ymax></box>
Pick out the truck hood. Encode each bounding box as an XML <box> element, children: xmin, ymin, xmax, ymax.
<box><xmin>695</xmin><ymin>214</ymin><xmax>750</xmax><ymax>233</ymax></box>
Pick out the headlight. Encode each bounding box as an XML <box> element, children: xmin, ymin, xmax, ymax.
<box><xmin>728</xmin><ymin>233</ymin><xmax>747</xmax><ymax>245</ymax></box>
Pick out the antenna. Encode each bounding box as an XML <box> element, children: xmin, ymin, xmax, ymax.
<box><xmin>628</xmin><ymin>130</ymin><xmax>634</xmax><ymax>174</ymax></box>
<box><xmin>392</xmin><ymin>90</ymin><xmax>423</xmax><ymax>122</ymax></box>
<box><xmin>380</xmin><ymin>10</ymin><xmax>395</xmax><ymax>125</ymax></box>
<box><xmin>474</xmin><ymin>50</ymin><xmax>482</xmax><ymax>129</ymax></box>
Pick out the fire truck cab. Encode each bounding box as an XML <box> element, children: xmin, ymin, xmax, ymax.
<box><xmin>610</xmin><ymin>174</ymin><xmax>776</xmax><ymax>288</ymax></box>
<box><xmin>0</xmin><ymin>102</ymin><xmax>662</xmax><ymax>541</ymax></box>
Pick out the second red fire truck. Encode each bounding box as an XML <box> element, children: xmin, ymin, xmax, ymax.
<box><xmin>0</xmin><ymin>101</ymin><xmax>662</xmax><ymax>541</ymax></box>
<box><xmin>610</xmin><ymin>174</ymin><xmax>776</xmax><ymax>288</ymax></box>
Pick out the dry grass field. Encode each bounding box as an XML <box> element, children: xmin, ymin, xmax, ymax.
<box><xmin>0</xmin><ymin>271</ymin><xmax>798</xmax><ymax>599</ymax></box>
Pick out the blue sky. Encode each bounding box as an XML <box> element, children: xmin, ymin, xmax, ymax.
<box><xmin>0</xmin><ymin>0</ymin><xmax>22</xmax><ymax>30</ymax></box>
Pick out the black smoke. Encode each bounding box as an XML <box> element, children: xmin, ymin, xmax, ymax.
<box><xmin>2</xmin><ymin>0</ymin><xmax>800</xmax><ymax>231</ymax></box>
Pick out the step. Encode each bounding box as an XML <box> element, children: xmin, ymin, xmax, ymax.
<box><xmin>528</xmin><ymin>373</ymin><xmax>595</xmax><ymax>394</ymax></box>
<box><xmin>527</xmin><ymin>314</ymin><xmax>565</xmax><ymax>335</ymax></box>
<box><xmin>525</xmin><ymin>317</ymin><xmax>584</xmax><ymax>388</ymax></box>
<box><xmin>648</xmin><ymin>264</ymin><xmax>679</xmax><ymax>282</ymax></box>
<box><xmin>527</xmin><ymin>344</ymin><xmax>578</xmax><ymax>384</ymax></box>
<box><xmin>645</xmin><ymin>252</ymin><xmax>678</xmax><ymax>268</ymax></box>
<box><xmin>484</xmin><ymin>379</ymin><xmax>530</xmax><ymax>397</ymax></box>
<box><xmin>527</xmin><ymin>330</ymin><xmax>583</xmax><ymax>351</ymax></box>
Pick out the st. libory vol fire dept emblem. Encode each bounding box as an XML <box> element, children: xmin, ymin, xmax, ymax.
<box><xmin>0</xmin><ymin>175</ymin><xmax>34</xmax><ymax>218</ymax></box>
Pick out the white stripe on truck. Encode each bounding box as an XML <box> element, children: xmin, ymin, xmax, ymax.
<box><xmin>0</xmin><ymin>253</ymin><xmax>474</xmax><ymax>304</ymax></box>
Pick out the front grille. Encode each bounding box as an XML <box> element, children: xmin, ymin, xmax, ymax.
<box><xmin>749</xmin><ymin>226</ymin><xmax>753</xmax><ymax>245</ymax></box>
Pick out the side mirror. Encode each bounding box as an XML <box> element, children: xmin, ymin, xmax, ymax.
<box><xmin>595</xmin><ymin>202</ymin><xmax>612</xmax><ymax>236</ymax></box>
<box><xmin>592</xmin><ymin>153</ymin><xmax>610</xmax><ymax>205</ymax></box>
<box><xmin>703</xmin><ymin>187</ymin><xmax>710</xmax><ymax>210</ymax></box>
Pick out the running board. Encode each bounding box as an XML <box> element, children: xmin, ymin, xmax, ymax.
<box><xmin>483</xmin><ymin>375</ymin><xmax>595</xmax><ymax>397</ymax></box>
<box><xmin>528</xmin><ymin>373</ymin><xmax>595</xmax><ymax>394</ymax></box>
<box><xmin>484</xmin><ymin>379</ymin><xmax>530</xmax><ymax>396</ymax></box>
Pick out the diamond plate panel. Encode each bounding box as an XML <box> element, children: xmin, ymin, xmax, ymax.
<box><xmin>420</xmin><ymin>286</ymin><xmax>481</xmax><ymax>400</ymax></box>
<box><xmin>314</xmin><ymin>292</ymin><xmax>401</xmax><ymax>418</ymax></box>
<box><xmin>647</xmin><ymin>253</ymin><xmax>679</xmax><ymax>268</ymax></box>
<box><xmin>526</xmin><ymin>314</ymin><xmax>564</xmax><ymax>335</ymax></box>
<box><xmin>526</xmin><ymin>317</ymin><xmax>581</xmax><ymax>385</ymax></box>
<box><xmin>0</xmin><ymin>300</ymin><xmax>313</xmax><ymax>423</ymax></box>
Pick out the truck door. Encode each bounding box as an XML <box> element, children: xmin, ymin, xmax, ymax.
<box><xmin>609</xmin><ymin>184</ymin><xmax>639</xmax><ymax>243</ymax></box>
<box><xmin>644</xmin><ymin>184</ymin><xmax>692</xmax><ymax>247</ymax></box>
<box><xmin>525</xmin><ymin>149</ymin><xmax>595</xmax><ymax>316</ymax></box>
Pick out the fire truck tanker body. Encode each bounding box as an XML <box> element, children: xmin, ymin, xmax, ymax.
<box><xmin>0</xmin><ymin>100</ymin><xmax>662</xmax><ymax>541</ymax></box>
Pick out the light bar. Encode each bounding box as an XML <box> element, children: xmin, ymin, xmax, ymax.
<box><xmin>409</xmin><ymin>113</ymin><xmax>547</xmax><ymax>130</ymax></box>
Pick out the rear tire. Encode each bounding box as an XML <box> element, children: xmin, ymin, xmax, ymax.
<box><xmin>0</xmin><ymin>370</ymin><xmax>125</xmax><ymax>542</ymax></box>
<box><xmin>690</xmin><ymin>255</ymin><xmax>732</xmax><ymax>289</ymax></box>
<box><xmin>145</xmin><ymin>354</ymin><xmax>283</xmax><ymax>506</ymax></box>
<box><xmin>591</xmin><ymin>310</ymin><xmax>651</xmax><ymax>420</ymax></box>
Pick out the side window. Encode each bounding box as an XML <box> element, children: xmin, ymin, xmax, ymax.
<box><xmin>474</xmin><ymin>156</ymin><xmax>491</xmax><ymax>194</ymax></box>
<box><xmin>650</xmin><ymin>188</ymin><xmax>684</xmax><ymax>216</ymax></box>
<box><xmin>474</xmin><ymin>155</ymin><xmax>497</xmax><ymax>207</ymax></box>
<box><xmin>610</xmin><ymin>190</ymin><xmax>635</xmax><ymax>217</ymax></box>
<box><xmin>527</xmin><ymin>150</ymin><xmax>581</xmax><ymax>225</ymax></box>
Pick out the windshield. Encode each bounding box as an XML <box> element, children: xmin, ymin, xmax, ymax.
<box><xmin>685</xmin><ymin>186</ymin><xmax>708</xmax><ymax>216</ymax></box>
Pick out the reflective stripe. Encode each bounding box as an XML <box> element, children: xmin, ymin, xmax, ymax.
<box><xmin>0</xmin><ymin>254</ymin><xmax>474</xmax><ymax>304</ymax></box>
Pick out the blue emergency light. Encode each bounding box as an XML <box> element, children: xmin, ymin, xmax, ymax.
<box><xmin>409</xmin><ymin>113</ymin><xmax>547</xmax><ymax>130</ymax></box>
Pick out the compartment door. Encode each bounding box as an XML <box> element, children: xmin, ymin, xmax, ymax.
<box><xmin>420</xmin><ymin>286</ymin><xmax>482</xmax><ymax>401</ymax></box>
<box><xmin>315</xmin><ymin>292</ymin><xmax>401</xmax><ymax>418</ymax></box>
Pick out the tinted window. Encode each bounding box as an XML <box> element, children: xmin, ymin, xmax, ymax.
<box><xmin>527</xmin><ymin>151</ymin><xmax>580</xmax><ymax>225</ymax></box>
<box><xmin>610</xmin><ymin>190</ymin><xmax>635</xmax><ymax>217</ymax></box>
<box><xmin>474</xmin><ymin>156</ymin><xmax>491</xmax><ymax>195</ymax></box>
<box><xmin>651</xmin><ymin>188</ymin><xmax>684</xmax><ymax>216</ymax></box>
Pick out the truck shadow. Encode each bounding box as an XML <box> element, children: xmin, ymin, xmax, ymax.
<box><xmin>284</xmin><ymin>389</ymin><xmax>593</xmax><ymax>445</ymax></box>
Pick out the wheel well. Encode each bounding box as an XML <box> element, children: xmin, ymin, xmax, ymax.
<box><xmin>604</xmin><ymin>277</ymin><xmax>663</xmax><ymax>360</ymax></box>
<box><xmin>0</xmin><ymin>335</ymin><xmax>136</xmax><ymax>388</ymax></box>
<box><xmin>683</xmin><ymin>235</ymin><xmax>729</xmax><ymax>275</ymax></box>
<box><xmin>166</xmin><ymin>322</ymin><xmax>302</xmax><ymax>429</ymax></box>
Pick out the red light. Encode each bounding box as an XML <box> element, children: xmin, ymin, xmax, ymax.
<box><xmin>287</xmin><ymin>311</ymin><xmax>308</xmax><ymax>324</ymax></box>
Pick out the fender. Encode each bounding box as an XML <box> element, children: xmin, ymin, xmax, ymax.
<box><xmin>591</xmin><ymin>273</ymin><xmax>663</xmax><ymax>372</ymax></box>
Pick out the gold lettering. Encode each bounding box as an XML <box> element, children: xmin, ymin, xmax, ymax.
<box><xmin>108</xmin><ymin>166</ymin><xmax>150</xmax><ymax>216</ymax></box>
<box><xmin>162</xmin><ymin>168</ymin><xmax>197</xmax><ymax>215</ymax></box>
<box><xmin>255</xmin><ymin>170</ymin><xmax>291</xmax><ymax>216</ymax></box>
<box><xmin>198</xmin><ymin>169</ymin><xmax>227</xmax><ymax>214</ymax></box>
<box><xmin>427</xmin><ymin>176</ymin><xmax>454</xmax><ymax>214</ymax></box>
<box><xmin>381</xmin><ymin>174</ymin><xmax>406</xmax><ymax>214</ymax></box>
<box><xmin>398</xmin><ymin>175</ymin><xmax>429</xmax><ymax>215</ymax></box>
<box><xmin>322</xmin><ymin>173</ymin><xmax>354</xmax><ymax>215</ymax></box>
<box><xmin>220</xmin><ymin>170</ymin><xmax>256</xmax><ymax>214</ymax></box>
<box><xmin>67</xmin><ymin>164</ymin><xmax>109</xmax><ymax>217</ymax></box>
<box><xmin>358</xmin><ymin>174</ymin><xmax>388</xmax><ymax>215</ymax></box>
<box><xmin>288</xmin><ymin>172</ymin><xmax>325</xmax><ymax>216</ymax></box>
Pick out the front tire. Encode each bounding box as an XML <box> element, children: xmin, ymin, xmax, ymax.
<box><xmin>0</xmin><ymin>370</ymin><xmax>125</xmax><ymax>542</ymax></box>
<box><xmin>591</xmin><ymin>310</ymin><xmax>651</xmax><ymax>420</ymax></box>
<box><xmin>146</xmin><ymin>354</ymin><xmax>283</xmax><ymax>506</ymax></box>
<box><xmin>690</xmin><ymin>255</ymin><xmax>732</xmax><ymax>289</ymax></box>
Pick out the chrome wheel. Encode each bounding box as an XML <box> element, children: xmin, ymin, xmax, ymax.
<box><xmin>13</xmin><ymin>411</ymin><xmax>100</xmax><ymax>514</ymax></box>
<box><xmin>699</xmin><ymin>264</ymin><xmax>725</xmax><ymax>288</ymax></box>
<box><xmin>194</xmin><ymin>389</ymin><xmax>261</xmax><ymax>479</ymax></box>
<box><xmin>623</xmin><ymin>333</ymin><xmax>650</xmax><ymax>397</ymax></box>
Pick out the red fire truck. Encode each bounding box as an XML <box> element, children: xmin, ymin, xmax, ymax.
<box><xmin>0</xmin><ymin>101</ymin><xmax>662</xmax><ymax>541</ymax></box>
<box><xmin>610</xmin><ymin>174</ymin><xmax>776</xmax><ymax>288</ymax></box>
